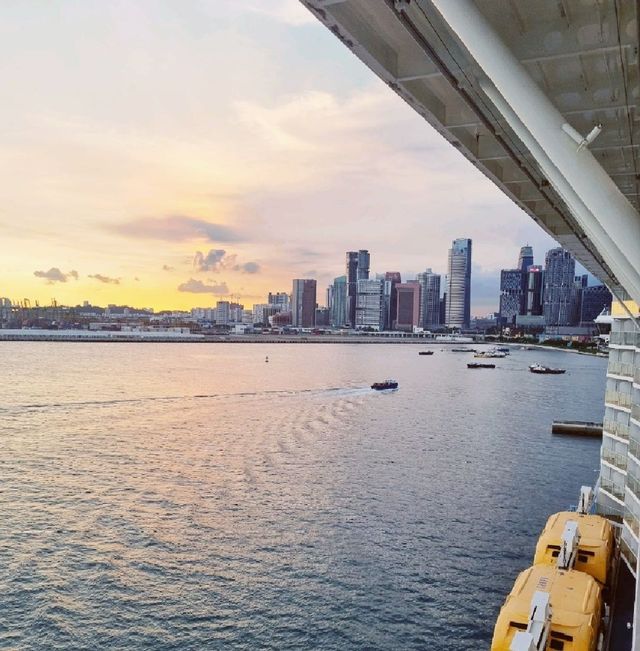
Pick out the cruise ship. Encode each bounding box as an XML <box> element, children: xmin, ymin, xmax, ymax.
<box><xmin>301</xmin><ymin>1</ymin><xmax>640</xmax><ymax>648</ymax></box>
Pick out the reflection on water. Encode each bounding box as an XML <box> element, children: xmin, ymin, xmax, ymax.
<box><xmin>0</xmin><ymin>343</ymin><xmax>606</xmax><ymax>649</ymax></box>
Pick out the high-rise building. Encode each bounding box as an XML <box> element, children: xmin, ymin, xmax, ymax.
<box><xmin>446</xmin><ymin>238</ymin><xmax>472</xmax><ymax>328</ymax></box>
<box><xmin>395</xmin><ymin>282</ymin><xmax>421</xmax><ymax>331</ymax></box>
<box><xmin>525</xmin><ymin>265</ymin><xmax>544</xmax><ymax>316</ymax></box>
<box><xmin>543</xmin><ymin>248</ymin><xmax>576</xmax><ymax>326</ymax></box>
<box><xmin>291</xmin><ymin>279</ymin><xmax>317</xmax><ymax>328</ymax></box>
<box><xmin>329</xmin><ymin>276</ymin><xmax>347</xmax><ymax>327</ymax></box>
<box><xmin>355</xmin><ymin>279</ymin><xmax>384</xmax><ymax>330</ymax></box>
<box><xmin>416</xmin><ymin>269</ymin><xmax>441</xmax><ymax>329</ymax></box>
<box><xmin>499</xmin><ymin>269</ymin><xmax>525</xmax><ymax>325</ymax></box>
<box><xmin>346</xmin><ymin>249</ymin><xmax>369</xmax><ymax>326</ymax></box>
<box><xmin>517</xmin><ymin>245</ymin><xmax>534</xmax><ymax>272</ymax></box>
<box><xmin>384</xmin><ymin>272</ymin><xmax>401</xmax><ymax>330</ymax></box>
<box><xmin>268</xmin><ymin>292</ymin><xmax>290</xmax><ymax>310</ymax></box>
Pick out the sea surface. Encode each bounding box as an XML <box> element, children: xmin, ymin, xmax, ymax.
<box><xmin>0</xmin><ymin>342</ymin><xmax>607</xmax><ymax>650</ymax></box>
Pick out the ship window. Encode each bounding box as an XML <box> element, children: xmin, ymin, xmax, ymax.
<box><xmin>551</xmin><ymin>550</ymin><xmax>560</xmax><ymax>558</ymax></box>
<box><xmin>578</xmin><ymin>554</ymin><xmax>589</xmax><ymax>563</ymax></box>
<box><xmin>550</xmin><ymin>631</ymin><xmax>573</xmax><ymax>641</ymax></box>
<box><xmin>549</xmin><ymin>640</ymin><xmax>564</xmax><ymax>650</ymax></box>
<box><xmin>547</xmin><ymin>545</ymin><xmax>561</xmax><ymax>550</ymax></box>
<box><xmin>508</xmin><ymin>621</ymin><xmax>527</xmax><ymax>630</ymax></box>
<box><xmin>578</xmin><ymin>549</ymin><xmax>595</xmax><ymax>557</ymax></box>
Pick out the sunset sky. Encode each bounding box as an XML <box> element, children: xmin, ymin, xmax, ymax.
<box><xmin>1</xmin><ymin>0</ymin><xmax>560</xmax><ymax>314</ymax></box>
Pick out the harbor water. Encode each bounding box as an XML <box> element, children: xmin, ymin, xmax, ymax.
<box><xmin>0</xmin><ymin>342</ymin><xmax>607</xmax><ymax>649</ymax></box>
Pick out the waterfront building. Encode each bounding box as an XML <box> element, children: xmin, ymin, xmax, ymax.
<box><xmin>581</xmin><ymin>285</ymin><xmax>613</xmax><ymax>325</ymax></box>
<box><xmin>446</xmin><ymin>238</ymin><xmax>472</xmax><ymax>328</ymax></box>
<box><xmin>253</xmin><ymin>304</ymin><xmax>281</xmax><ymax>326</ymax></box>
<box><xmin>291</xmin><ymin>279</ymin><xmax>316</xmax><ymax>328</ymax></box>
<box><xmin>355</xmin><ymin>278</ymin><xmax>384</xmax><ymax>330</ymax></box>
<box><xmin>384</xmin><ymin>272</ymin><xmax>401</xmax><ymax>331</ymax></box>
<box><xmin>346</xmin><ymin>250</ymin><xmax>369</xmax><ymax>327</ymax></box>
<box><xmin>395</xmin><ymin>282</ymin><xmax>420</xmax><ymax>331</ymax></box>
<box><xmin>543</xmin><ymin>248</ymin><xmax>576</xmax><ymax>326</ymax></box>
<box><xmin>215</xmin><ymin>301</ymin><xmax>230</xmax><ymax>325</ymax></box>
<box><xmin>315</xmin><ymin>307</ymin><xmax>330</xmax><ymax>327</ymax></box>
<box><xmin>416</xmin><ymin>269</ymin><xmax>440</xmax><ymax>329</ymax></box>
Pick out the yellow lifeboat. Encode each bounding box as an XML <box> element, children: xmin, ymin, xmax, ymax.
<box><xmin>534</xmin><ymin>511</ymin><xmax>614</xmax><ymax>586</ymax></box>
<box><xmin>490</xmin><ymin>565</ymin><xmax>602</xmax><ymax>650</ymax></box>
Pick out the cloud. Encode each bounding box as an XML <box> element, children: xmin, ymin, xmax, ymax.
<box><xmin>194</xmin><ymin>249</ymin><xmax>227</xmax><ymax>272</ymax></box>
<box><xmin>193</xmin><ymin>249</ymin><xmax>260</xmax><ymax>274</ymax></box>
<box><xmin>33</xmin><ymin>268</ymin><xmax>78</xmax><ymax>283</ymax></box>
<box><xmin>237</xmin><ymin>261</ymin><xmax>260</xmax><ymax>274</ymax></box>
<box><xmin>109</xmin><ymin>215</ymin><xmax>241</xmax><ymax>242</ymax></box>
<box><xmin>89</xmin><ymin>273</ymin><xmax>120</xmax><ymax>284</ymax></box>
<box><xmin>177</xmin><ymin>278</ymin><xmax>229</xmax><ymax>294</ymax></box>
<box><xmin>162</xmin><ymin>265</ymin><xmax>174</xmax><ymax>272</ymax></box>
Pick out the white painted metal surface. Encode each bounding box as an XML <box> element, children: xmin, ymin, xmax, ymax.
<box><xmin>510</xmin><ymin>591</ymin><xmax>551</xmax><ymax>651</ymax></box>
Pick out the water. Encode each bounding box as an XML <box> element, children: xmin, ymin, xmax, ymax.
<box><xmin>0</xmin><ymin>342</ymin><xmax>606</xmax><ymax>649</ymax></box>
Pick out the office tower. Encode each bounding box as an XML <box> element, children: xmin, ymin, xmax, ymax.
<box><xmin>395</xmin><ymin>282</ymin><xmax>421</xmax><ymax>331</ymax></box>
<box><xmin>315</xmin><ymin>307</ymin><xmax>330</xmax><ymax>327</ymax></box>
<box><xmin>416</xmin><ymin>269</ymin><xmax>441</xmax><ymax>329</ymax></box>
<box><xmin>525</xmin><ymin>265</ymin><xmax>544</xmax><ymax>315</ymax></box>
<box><xmin>517</xmin><ymin>245</ymin><xmax>534</xmax><ymax>272</ymax></box>
<box><xmin>384</xmin><ymin>272</ymin><xmax>401</xmax><ymax>330</ymax></box>
<box><xmin>291</xmin><ymin>279</ymin><xmax>317</xmax><ymax>328</ymax></box>
<box><xmin>580</xmin><ymin>285</ymin><xmax>612</xmax><ymax>324</ymax></box>
<box><xmin>543</xmin><ymin>248</ymin><xmax>575</xmax><ymax>326</ymax></box>
<box><xmin>446</xmin><ymin>238</ymin><xmax>472</xmax><ymax>328</ymax></box>
<box><xmin>268</xmin><ymin>292</ymin><xmax>290</xmax><ymax>310</ymax></box>
<box><xmin>499</xmin><ymin>269</ymin><xmax>525</xmax><ymax>325</ymax></box>
<box><xmin>346</xmin><ymin>249</ymin><xmax>369</xmax><ymax>326</ymax></box>
<box><xmin>329</xmin><ymin>276</ymin><xmax>347</xmax><ymax>327</ymax></box>
<box><xmin>355</xmin><ymin>279</ymin><xmax>384</xmax><ymax>330</ymax></box>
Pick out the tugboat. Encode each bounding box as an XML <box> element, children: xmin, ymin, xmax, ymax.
<box><xmin>467</xmin><ymin>362</ymin><xmax>496</xmax><ymax>369</ymax></box>
<box><xmin>529</xmin><ymin>363</ymin><xmax>566</xmax><ymax>374</ymax></box>
<box><xmin>371</xmin><ymin>379</ymin><xmax>398</xmax><ymax>390</ymax></box>
<box><xmin>418</xmin><ymin>351</ymin><xmax>434</xmax><ymax>356</ymax></box>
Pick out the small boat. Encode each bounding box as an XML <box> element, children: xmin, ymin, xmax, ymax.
<box><xmin>529</xmin><ymin>363</ymin><xmax>565</xmax><ymax>375</ymax></box>
<box><xmin>467</xmin><ymin>362</ymin><xmax>495</xmax><ymax>369</ymax></box>
<box><xmin>371</xmin><ymin>379</ymin><xmax>398</xmax><ymax>390</ymax></box>
<box><xmin>495</xmin><ymin>346</ymin><xmax>510</xmax><ymax>353</ymax></box>
<box><xmin>451</xmin><ymin>348</ymin><xmax>476</xmax><ymax>353</ymax></box>
<box><xmin>418</xmin><ymin>351</ymin><xmax>434</xmax><ymax>356</ymax></box>
<box><xmin>474</xmin><ymin>350</ymin><xmax>507</xmax><ymax>358</ymax></box>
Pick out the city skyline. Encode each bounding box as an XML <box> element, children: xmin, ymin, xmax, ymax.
<box><xmin>1</xmin><ymin>1</ymin><xmax>563</xmax><ymax>315</ymax></box>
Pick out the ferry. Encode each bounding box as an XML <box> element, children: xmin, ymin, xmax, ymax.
<box><xmin>474</xmin><ymin>350</ymin><xmax>507</xmax><ymax>359</ymax></box>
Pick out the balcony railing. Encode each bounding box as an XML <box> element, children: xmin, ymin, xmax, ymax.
<box><xmin>635</xmin><ymin>367</ymin><xmax>640</xmax><ymax>386</ymax></box>
<box><xmin>600</xmin><ymin>477</ymin><xmax>626</xmax><ymax>501</ymax></box>
<box><xmin>624</xmin><ymin>515</ymin><xmax>640</xmax><ymax>538</ymax></box>
<box><xmin>632</xmin><ymin>404</ymin><xmax>640</xmax><ymax>423</ymax></box>
<box><xmin>610</xmin><ymin>331</ymin><xmax>639</xmax><ymax>347</ymax></box>
<box><xmin>603</xmin><ymin>419</ymin><xmax>630</xmax><ymax>439</ymax></box>
<box><xmin>627</xmin><ymin>474</ymin><xmax>640</xmax><ymax>502</ymax></box>
<box><xmin>606</xmin><ymin>390</ymin><xmax>633</xmax><ymax>408</ymax></box>
<box><xmin>602</xmin><ymin>449</ymin><xmax>628</xmax><ymax>471</ymax></box>
<box><xmin>620</xmin><ymin>537</ymin><xmax>638</xmax><ymax>571</ymax></box>
<box><xmin>629</xmin><ymin>439</ymin><xmax>640</xmax><ymax>461</ymax></box>
<box><xmin>608</xmin><ymin>361</ymin><xmax>636</xmax><ymax>377</ymax></box>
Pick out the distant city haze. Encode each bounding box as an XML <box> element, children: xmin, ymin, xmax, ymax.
<box><xmin>3</xmin><ymin>1</ymin><xmax>564</xmax><ymax>314</ymax></box>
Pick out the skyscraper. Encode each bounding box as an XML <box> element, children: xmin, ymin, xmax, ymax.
<box><xmin>446</xmin><ymin>238</ymin><xmax>472</xmax><ymax>328</ymax></box>
<box><xmin>329</xmin><ymin>275</ymin><xmax>347</xmax><ymax>327</ymax></box>
<box><xmin>345</xmin><ymin>249</ymin><xmax>369</xmax><ymax>327</ymax></box>
<box><xmin>543</xmin><ymin>248</ymin><xmax>575</xmax><ymax>326</ymax></box>
<box><xmin>384</xmin><ymin>271</ymin><xmax>401</xmax><ymax>330</ymax></box>
<box><xmin>291</xmin><ymin>279</ymin><xmax>317</xmax><ymax>328</ymax></box>
<box><xmin>499</xmin><ymin>269</ymin><xmax>525</xmax><ymax>325</ymax></box>
<box><xmin>395</xmin><ymin>282</ymin><xmax>421</xmax><ymax>331</ymax></box>
<box><xmin>355</xmin><ymin>279</ymin><xmax>384</xmax><ymax>330</ymax></box>
<box><xmin>416</xmin><ymin>269</ymin><xmax>441</xmax><ymax>329</ymax></box>
<box><xmin>580</xmin><ymin>285</ymin><xmax>612</xmax><ymax>324</ymax></box>
<box><xmin>525</xmin><ymin>265</ymin><xmax>544</xmax><ymax>316</ymax></box>
<box><xmin>517</xmin><ymin>245</ymin><xmax>534</xmax><ymax>272</ymax></box>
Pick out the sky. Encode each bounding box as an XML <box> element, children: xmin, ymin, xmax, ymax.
<box><xmin>0</xmin><ymin>0</ymin><xmax>562</xmax><ymax>315</ymax></box>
